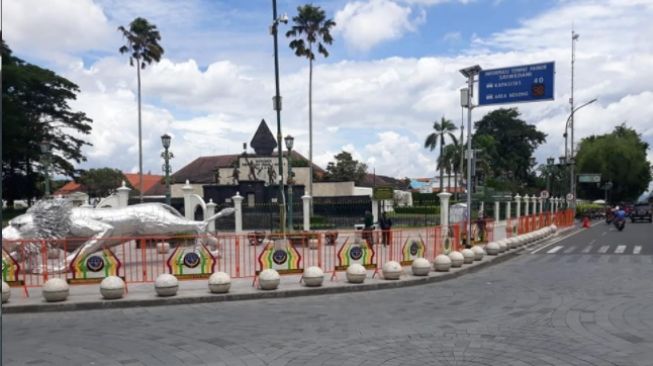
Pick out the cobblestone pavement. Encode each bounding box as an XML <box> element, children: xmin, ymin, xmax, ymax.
<box><xmin>3</xmin><ymin>223</ymin><xmax>653</xmax><ymax>366</ymax></box>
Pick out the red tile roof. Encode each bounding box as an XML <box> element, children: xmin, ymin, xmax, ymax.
<box><xmin>53</xmin><ymin>173</ymin><xmax>164</xmax><ymax>196</ymax></box>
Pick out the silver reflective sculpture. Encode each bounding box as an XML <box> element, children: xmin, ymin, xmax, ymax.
<box><xmin>2</xmin><ymin>199</ymin><xmax>234</xmax><ymax>273</ymax></box>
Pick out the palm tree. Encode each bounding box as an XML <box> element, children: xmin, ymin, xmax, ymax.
<box><xmin>286</xmin><ymin>4</ymin><xmax>335</xmax><ymax>200</ymax></box>
<box><xmin>439</xmin><ymin>144</ymin><xmax>459</xmax><ymax>193</ymax></box>
<box><xmin>118</xmin><ymin>17</ymin><xmax>164</xmax><ymax>202</ymax></box>
<box><xmin>424</xmin><ymin>117</ymin><xmax>457</xmax><ymax>193</ymax></box>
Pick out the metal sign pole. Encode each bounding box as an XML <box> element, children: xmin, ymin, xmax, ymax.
<box><xmin>466</xmin><ymin>77</ymin><xmax>473</xmax><ymax>247</ymax></box>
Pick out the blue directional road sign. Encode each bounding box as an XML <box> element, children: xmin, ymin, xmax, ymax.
<box><xmin>478</xmin><ymin>62</ymin><xmax>555</xmax><ymax>106</ymax></box>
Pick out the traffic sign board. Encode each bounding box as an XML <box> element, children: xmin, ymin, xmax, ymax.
<box><xmin>479</xmin><ymin>62</ymin><xmax>555</xmax><ymax>106</ymax></box>
<box><xmin>578</xmin><ymin>173</ymin><xmax>601</xmax><ymax>183</ymax></box>
<box><xmin>566</xmin><ymin>193</ymin><xmax>574</xmax><ymax>201</ymax></box>
<box><xmin>373</xmin><ymin>186</ymin><xmax>394</xmax><ymax>200</ymax></box>
<box><xmin>540</xmin><ymin>190</ymin><xmax>550</xmax><ymax>199</ymax></box>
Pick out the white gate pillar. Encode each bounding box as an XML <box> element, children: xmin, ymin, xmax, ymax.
<box><xmin>117</xmin><ymin>181</ymin><xmax>131</xmax><ymax>208</ymax></box>
<box><xmin>514</xmin><ymin>194</ymin><xmax>522</xmax><ymax>218</ymax></box>
<box><xmin>182</xmin><ymin>180</ymin><xmax>194</xmax><ymax>220</ymax></box>
<box><xmin>437</xmin><ymin>192</ymin><xmax>452</xmax><ymax>248</ymax></box>
<box><xmin>206</xmin><ymin>199</ymin><xmax>217</xmax><ymax>232</ymax></box>
<box><xmin>505</xmin><ymin>196</ymin><xmax>512</xmax><ymax>221</ymax></box>
<box><xmin>302</xmin><ymin>195</ymin><xmax>312</xmax><ymax>231</ymax></box>
<box><xmin>494</xmin><ymin>201</ymin><xmax>500</xmax><ymax>222</ymax></box>
<box><xmin>232</xmin><ymin>192</ymin><xmax>243</xmax><ymax>233</ymax></box>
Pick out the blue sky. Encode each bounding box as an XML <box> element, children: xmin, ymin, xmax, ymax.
<box><xmin>4</xmin><ymin>0</ymin><xmax>653</xmax><ymax>194</ymax></box>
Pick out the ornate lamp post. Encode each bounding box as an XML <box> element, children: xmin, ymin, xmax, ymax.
<box><xmin>284</xmin><ymin>135</ymin><xmax>294</xmax><ymax>231</ymax></box>
<box><xmin>161</xmin><ymin>134</ymin><xmax>174</xmax><ymax>206</ymax></box>
<box><xmin>40</xmin><ymin>140</ymin><xmax>51</xmax><ymax>197</ymax></box>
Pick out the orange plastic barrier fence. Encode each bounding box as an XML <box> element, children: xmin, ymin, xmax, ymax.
<box><xmin>3</xmin><ymin>227</ymin><xmax>454</xmax><ymax>292</ymax></box>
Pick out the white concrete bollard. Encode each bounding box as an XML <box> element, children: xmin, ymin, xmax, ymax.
<box><xmin>42</xmin><ymin>278</ymin><xmax>69</xmax><ymax>302</ymax></box>
<box><xmin>346</xmin><ymin>264</ymin><xmax>367</xmax><ymax>284</ymax></box>
<box><xmin>208</xmin><ymin>272</ymin><xmax>231</xmax><ymax>293</ymax></box>
<box><xmin>155</xmin><ymin>274</ymin><xmax>179</xmax><ymax>297</ymax></box>
<box><xmin>411</xmin><ymin>258</ymin><xmax>431</xmax><ymax>276</ymax></box>
<box><xmin>100</xmin><ymin>276</ymin><xmax>125</xmax><ymax>300</ymax></box>
<box><xmin>448</xmin><ymin>251</ymin><xmax>464</xmax><ymax>268</ymax></box>
<box><xmin>2</xmin><ymin>281</ymin><xmax>10</xmax><ymax>303</ymax></box>
<box><xmin>382</xmin><ymin>261</ymin><xmax>402</xmax><ymax>280</ymax></box>
<box><xmin>302</xmin><ymin>266</ymin><xmax>324</xmax><ymax>287</ymax></box>
<box><xmin>485</xmin><ymin>242</ymin><xmax>500</xmax><ymax>256</ymax></box>
<box><xmin>434</xmin><ymin>254</ymin><xmax>452</xmax><ymax>272</ymax></box>
<box><xmin>472</xmin><ymin>245</ymin><xmax>486</xmax><ymax>261</ymax></box>
<box><xmin>259</xmin><ymin>269</ymin><xmax>280</xmax><ymax>290</ymax></box>
<box><xmin>461</xmin><ymin>249</ymin><xmax>475</xmax><ymax>264</ymax></box>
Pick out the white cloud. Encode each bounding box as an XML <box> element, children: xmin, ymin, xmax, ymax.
<box><xmin>9</xmin><ymin>0</ymin><xmax>653</xmax><ymax>185</ymax></box>
<box><xmin>335</xmin><ymin>0</ymin><xmax>425</xmax><ymax>52</ymax></box>
<box><xmin>442</xmin><ymin>31</ymin><xmax>462</xmax><ymax>43</ymax></box>
<box><xmin>3</xmin><ymin>0</ymin><xmax>114</xmax><ymax>63</ymax></box>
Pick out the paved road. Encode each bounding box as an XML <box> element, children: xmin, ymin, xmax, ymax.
<box><xmin>3</xmin><ymin>223</ymin><xmax>653</xmax><ymax>366</ymax></box>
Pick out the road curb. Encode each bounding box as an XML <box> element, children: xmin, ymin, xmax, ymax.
<box><xmin>1</xmin><ymin>234</ymin><xmax>570</xmax><ymax>314</ymax></box>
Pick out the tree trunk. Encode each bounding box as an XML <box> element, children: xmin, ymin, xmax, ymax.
<box><xmin>308</xmin><ymin>45</ymin><xmax>314</xmax><ymax>201</ymax></box>
<box><xmin>137</xmin><ymin>59</ymin><xmax>144</xmax><ymax>203</ymax></box>
<box><xmin>439</xmin><ymin>134</ymin><xmax>444</xmax><ymax>193</ymax></box>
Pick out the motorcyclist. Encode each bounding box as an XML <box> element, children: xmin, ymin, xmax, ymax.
<box><xmin>614</xmin><ymin>206</ymin><xmax>626</xmax><ymax>230</ymax></box>
<box><xmin>615</xmin><ymin>206</ymin><xmax>626</xmax><ymax>221</ymax></box>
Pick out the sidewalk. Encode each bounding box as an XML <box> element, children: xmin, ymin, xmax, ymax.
<box><xmin>2</xmin><ymin>226</ymin><xmax>577</xmax><ymax>314</ymax></box>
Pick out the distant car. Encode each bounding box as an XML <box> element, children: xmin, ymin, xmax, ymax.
<box><xmin>631</xmin><ymin>203</ymin><xmax>652</xmax><ymax>223</ymax></box>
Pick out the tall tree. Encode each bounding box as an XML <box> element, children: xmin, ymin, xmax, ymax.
<box><xmin>286</xmin><ymin>4</ymin><xmax>336</xmax><ymax>200</ymax></box>
<box><xmin>324</xmin><ymin>151</ymin><xmax>367</xmax><ymax>184</ymax></box>
<box><xmin>439</xmin><ymin>144</ymin><xmax>460</xmax><ymax>193</ymax></box>
<box><xmin>473</xmin><ymin>108</ymin><xmax>546</xmax><ymax>187</ymax></box>
<box><xmin>118</xmin><ymin>17</ymin><xmax>164</xmax><ymax>203</ymax></box>
<box><xmin>424</xmin><ymin>117</ymin><xmax>457</xmax><ymax>192</ymax></box>
<box><xmin>78</xmin><ymin>168</ymin><xmax>131</xmax><ymax>198</ymax></box>
<box><xmin>575</xmin><ymin>124</ymin><xmax>652</xmax><ymax>203</ymax></box>
<box><xmin>2</xmin><ymin>41</ymin><xmax>92</xmax><ymax>206</ymax></box>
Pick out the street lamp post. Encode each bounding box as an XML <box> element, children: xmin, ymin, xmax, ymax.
<box><xmin>564</xmin><ymin>98</ymin><xmax>596</xmax><ymax>207</ymax></box>
<box><xmin>546</xmin><ymin>157</ymin><xmax>555</xmax><ymax>211</ymax></box>
<box><xmin>161</xmin><ymin>134</ymin><xmax>173</xmax><ymax>206</ymax></box>
<box><xmin>284</xmin><ymin>135</ymin><xmax>294</xmax><ymax>231</ymax></box>
<box><xmin>40</xmin><ymin>140</ymin><xmax>51</xmax><ymax>197</ymax></box>
<box><xmin>271</xmin><ymin>0</ymin><xmax>288</xmax><ymax>234</ymax></box>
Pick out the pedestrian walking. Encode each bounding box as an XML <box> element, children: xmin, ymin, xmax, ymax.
<box><xmin>379</xmin><ymin>212</ymin><xmax>393</xmax><ymax>246</ymax></box>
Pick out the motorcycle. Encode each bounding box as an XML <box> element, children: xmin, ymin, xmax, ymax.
<box><xmin>614</xmin><ymin>217</ymin><xmax>625</xmax><ymax>231</ymax></box>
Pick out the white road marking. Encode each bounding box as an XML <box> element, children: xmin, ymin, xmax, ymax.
<box><xmin>615</xmin><ymin>245</ymin><xmax>626</xmax><ymax>254</ymax></box>
<box><xmin>589</xmin><ymin>239</ymin><xmax>596</xmax><ymax>245</ymax></box>
<box><xmin>598</xmin><ymin>245</ymin><xmax>609</xmax><ymax>254</ymax></box>
<box><xmin>547</xmin><ymin>246</ymin><xmax>563</xmax><ymax>254</ymax></box>
<box><xmin>582</xmin><ymin>245</ymin><xmax>592</xmax><ymax>254</ymax></box>
<box><xmin>634</xmin><ymin>246</ymin><xmax>642</xmax><ymax>254</ymax></box>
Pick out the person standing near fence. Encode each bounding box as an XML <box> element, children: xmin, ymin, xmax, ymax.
<box><xmin>379</xmin><ymin>212</ymin><xmax>392</xmax><ymax>246</ymax></box>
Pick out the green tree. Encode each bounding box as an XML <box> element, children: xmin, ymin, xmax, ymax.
<box><xmin>118</xmin><ymin>17</ymin><xmax>164</xmax><ymax>203</ymax></box>
<box><xmin>424</xmin><ymin>117</ymin><xmax>457</xmax><ymax>192</ymax></box>
<box><xmin>575</xmin><ymin>124</ymin><xmax>652</xmax><ymax>203</ymax></box>
<box><xmin>473</xmin><ymin>108</ymin><xmax>546</xmax><ymax>188</ymax></box>
<box><xmin>438</xmin><ymin>144</ymin><xmax>459</xmax><ymax>193</ymax></box>
<box><xmin>2</xmin><ymin>41</ymin><xmax>92</xmax><ymax>206</ymax></box>
<box><xmin>78</xmin><ymin>168</ymin><xmax>130</xmax><ymax>198</ymax></box>
<box><xmin>286</xmin><ymin>4</ymin><xmax>336</xmax><ymax>200</ymax></box>
<box><xmin>324</xmin><ymin>151</ymin><xmax>367</xmax><ymax>184</ymax></box>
